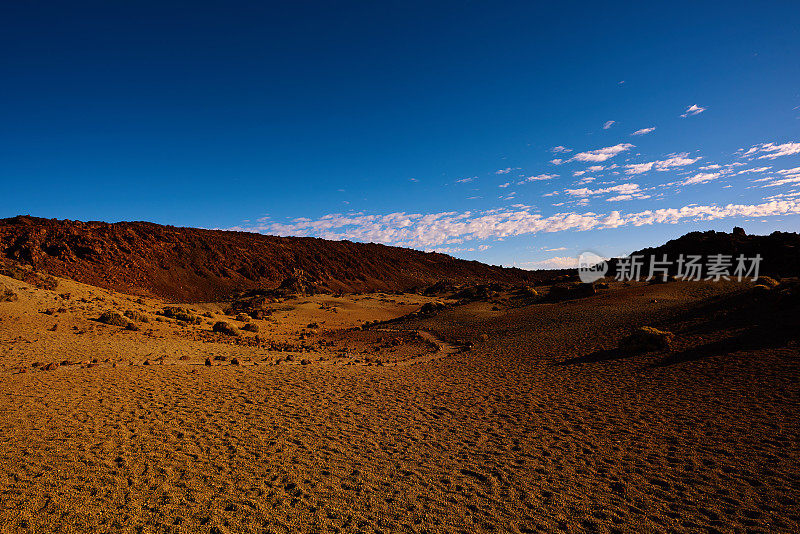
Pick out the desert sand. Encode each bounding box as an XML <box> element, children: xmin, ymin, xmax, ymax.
<box><xmin>1</xmin><ymin>272</ymin><xmax>798</xmax><ymax>533</ymax></box>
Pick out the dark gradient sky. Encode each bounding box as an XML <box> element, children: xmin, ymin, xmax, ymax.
<box><xmin>2</xmin><ymin>1</ymin><xmax>799</xmax><ymax>266</ymax></box>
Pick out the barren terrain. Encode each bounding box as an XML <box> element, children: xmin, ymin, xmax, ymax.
<box><xmin>1</xmin><ymin>268</ymin><xmax>798</xmax><ymax>533</ymax></box>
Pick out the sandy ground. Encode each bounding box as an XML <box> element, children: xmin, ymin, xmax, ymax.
<box><xmin>0</xmin><ymin>274</ymin><xmax>798</xmax><ymax>533</ymax></box>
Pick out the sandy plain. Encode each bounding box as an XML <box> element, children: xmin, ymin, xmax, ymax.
<box><xmin>0</xmin><ymin>273</ymin><xmax>798</xmax><ymax>533</ymax></box>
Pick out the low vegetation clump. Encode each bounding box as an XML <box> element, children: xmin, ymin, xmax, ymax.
<box><xmin>417</xmin><ymin>302</ymin><xmax>446</xmax><ymax>316</ymax></box>
<box><xmin>124</xmin><ymin>309</ymin><xmax>150</xmax><ymax>323</ymax></box>
<box><xmin>242</xmin><ymin>323</ymin><xmax>259</xmax><ymax>333</ymax></box>
<box><xmin>619</xmin><ymin>326</ymin><xmax>674</xmax><ymax>353</ymax></box>
<box><xmin>98</xmin><ymin>311</ymin><xmax>133</xmax><ymax>328</ymax></box>
<box><xmin>235</xmin><ymin>313</ymin><xmax>250</xmax><ymax>322</ymax></box>
<box><xmin>0</xmin><ymin>265</ymin><xmax>58</xmax><ymax>290</ymax></box>
<box><xmin>159</xmin><ymin>306</ymin><xmax>201</xmax><ymax>324</ymax></box>
<box><xmin>213</xmin><ymin>321</ymin><xmax>239</xmax><ymax>336</ymax></box>
<box><xmin>1</xmin><ymin>286</ymin><xmax>18</xmax><ymax>302</ymax></box>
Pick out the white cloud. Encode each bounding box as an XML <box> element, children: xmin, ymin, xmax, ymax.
<box><xmin>631</xmin><ymin>127</ymin><xmax>656</xmax><ymax>136</ymax></box>
<box><xmin>521</xmin><ymin>256</ymin><xmax>580</xmax><ymax>269</ymax></box>
<box><xmin>680</xmin><ymin>172</ymin><xmax>721</xmax><ymax>185</ymax></box>
<box><xmin>455</xmin><ymin>177</ymin><xmax>475</xmax><ymax>184</ymax></box>
<box><xmin>625</xmin><ymin>152</ymin><xmax>702</xmax><ymax>174</ymax></box>
<box><xmin>550</xmin><ymin>158</ymin><xmax>563</xmax><ymax>165</ymax></box>
<box><xmin>603</xmin><ymin>120</ymin><xmax>615</xmax><ymax>130</ymax></box>
<box><xmin>518</xmin><ymin>173</ymin><xmax>558</xmax><ymax>184</ymax></box>
<box><xmin>607</xmin><ymin>194</ymin><xmax>649</xmax><ymax>202</ymax></box>
<box><xmin>625</xmin><ymin>162</ymin><xmax>654</xmax><ymax>175</ymax></box>
<box><xmin>569</xmin><ymin>143</ymin><xmax>635</xmax><ymax>163</ymax></box>
<box><xmin>681</xmin><ymin>104</ymin><xmax>706</xmax><ymax>118</ymax></box>
<box><xmin>494</xmin><ymin>168</ymin><xmax>512</xmax><ymax>174</ymax></box>
<box><xmin>762</xmin><ymin>176</ymin><xmax>800</xmax><ymax>187</ymax></box>
<box><xmin>544</xmin><ymin>247</ymin><xmax>567</xmax><ymax>251</ymax></box>
<box><xmin>565</xmin><ymin>183</ymin><xmax>645</xmax><ymax>198</ymax></box>
<box><xmin>743</xmin><ymin>142</ymin><xmax>800</xmax><ymax>160</ymax></box>
<box><xmin>736</xmin><ymin>167</ymin><xmax>771</xmax><ymax>175</ymax></box>
<box><xmin>498</xmin><ymin>182</ymin><xmax>511</xmax><ymax>188</ymax></box>
<box><xmin>551</xmin><ymin>146</ymin><xmax>572</xmax><ymax>153</ymax></box>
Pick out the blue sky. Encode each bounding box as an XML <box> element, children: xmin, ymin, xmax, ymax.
<box><xmin>2</xmin><ymin>1</ymin><xmax>799</xmax><ymax>268</ymax></box>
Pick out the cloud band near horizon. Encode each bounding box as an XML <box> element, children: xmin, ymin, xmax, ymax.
<box><xmin>226</xmin><ymin>199</ymin><xmax>800</xmax><ymax>251</ymax></box>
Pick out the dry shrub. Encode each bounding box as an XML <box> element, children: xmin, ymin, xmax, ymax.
<box><xmin>160</xmin><ymin>306</ymin><xmax>201</xmax><ymax>324</ymax></box>
<box><xmin>124</xmin><ymin>309</ymin><xmax>150</xmax><ymax>323</ymax></box>
<box><xmin>98</xmin><ymin>311</ymin><xmax>131</xmax><ymax>327</ymax></box>
<box><xmin>1</xmin><ymin>286</ymin><xmax>18</xmax><ymax>302</ymax></box>
<box><xmin>213</xmin><ymin>321</ymin><xmax>239</xmax><ymax>336</ymax></box>
<box><xmin>619</xmin><ymin>326</ymin><xmax>674</xmax><ymax>353</ymax></box>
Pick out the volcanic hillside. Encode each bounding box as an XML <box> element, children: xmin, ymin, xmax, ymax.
<box><xmin>614</xmin><ymin>227</ymin><xmax>800</xmax><ymax>278</ymax></box>
<box><xmin>0</xmin><ymin>216</ymin><xmax>536</xmax><ymax>301</ymax></box>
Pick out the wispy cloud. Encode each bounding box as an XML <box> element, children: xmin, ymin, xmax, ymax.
<box><xmin>602</xmin><ymin>120</ymin><xmax>615</xmax><ymax>130</ymax></box>
<box><xmin>754</xmin><ymin>167</ymin><xmax>800</xmax><ymax>188</ymax></box>
<box><xmin>736</xmin><ymin>166</ymin><xmax>771</xmax><ymax>175</ymax></box>
<box><xmin>494</xmin><ymin>167</ymin><xmax>513</xmax><ymax>174</ymax></box>
<box><xmin>680</xmin><ymin>172</ymin><xmax>721</xmax><ymax>185</ymax></box>
<box><xmin>455</xmin><ymin>176</ymin><xmax>475</xmax><ymax>184</ymax></box>
<box><xmin>565</xmin><ymin>183</ymin><xmax>649</xmax><ymax>200</ymax></box>
<box><xmin>569</xmin><ymin>143</ymin><xmax>635</xmax><ymax>163</ymax></box>
<box><xmin>761</xmin><ymin>176</ymin><xmax>800</xmax><ymax>188</ymax></box>
<box><xmin>518</xmin><ymin>173</ymin><xmax>558</xmax><ymax>184</ymax></box>
<box><xmin>551</xmin><ymin>146</ymin><xmax>572</xmax><ymax>154</ymax></box>
<box><xmin>631</xmin><ymin>127</ymin><xmax>656</xmax><ymax>136</ymax></box>
<box><xmin>625</xmin><ymin>152</ymin><xmax>701</xmax><ymax>174</ymax></box>
<box><xmin>681</xmin><ymin>104</ymin><xmax>706</xmax><ymax>118</ymax></box>
<box><xmin>742</xmin><ymin>142</ymin><xmax>800</xmax><ymax>160</ymax></box>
